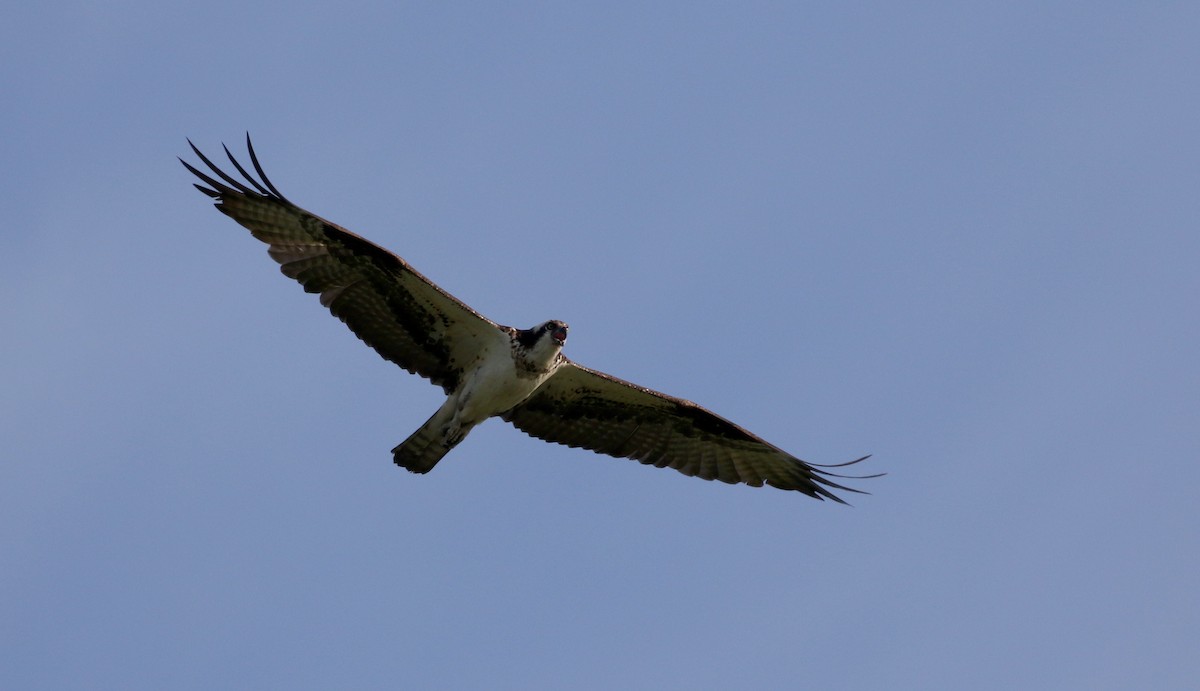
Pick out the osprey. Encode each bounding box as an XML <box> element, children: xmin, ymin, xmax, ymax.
<box><xmin>182</xmin><ymin>137</ymin><xmax>876</xmax><ymax>502</ymax></box>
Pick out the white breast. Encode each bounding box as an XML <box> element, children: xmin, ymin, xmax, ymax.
<box><xmin>453</xmin><ymin>339</ymin><xmax>559</xmax><ymax>426</ymax></box>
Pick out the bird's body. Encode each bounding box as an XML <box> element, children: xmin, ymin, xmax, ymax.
<box><xmin>182</xmin><ymin>136</ymin><xmax>876</xmax><ymax>502</ymax></box>
<box><xmin>394</xmin><ymin>320</ymin><xmax>567</xmax><ymax>473</ymax></box>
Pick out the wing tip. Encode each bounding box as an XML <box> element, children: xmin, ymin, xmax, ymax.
<box><xmin>180</xmin><ymin>133</ymin><xmax>292</xmax><ymax>205</ymax></box>
<box><xmin>760</xmin><ymin>454</ymin><xmax>882</xmax><ymax>504</ymax></box>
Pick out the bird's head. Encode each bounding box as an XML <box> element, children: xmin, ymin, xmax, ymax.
<box><xmin>514</xmin><ymin>319</ymin><xmax>569</xmax><ymax>352</ymax></box>
<box><xmin>544</xmin><ymin>320</ymin><xmax>569</xmax><ymax>346</ymax></box>
<box><xmin>513</xmin><ymin>320</ymin><xmax>568</xmax><ymax>372</ymax></box>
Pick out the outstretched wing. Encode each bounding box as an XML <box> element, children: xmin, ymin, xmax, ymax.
<box><xmin>502</xmin><ymin>361</ymin><xmax>876</xmax><ymax>501</ymax></box>
<box><xmin>181</xmin><ymin>136</ymin><xmax>506</xmax><ymax>393</ymax></box>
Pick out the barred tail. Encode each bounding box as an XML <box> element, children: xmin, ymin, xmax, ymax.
<box><xmin>392</xmin><ymin>406</ymin><xmax>470</xmax><ymax>474</ymax></box>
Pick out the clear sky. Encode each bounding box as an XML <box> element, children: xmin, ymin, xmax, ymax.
<box><xmin>3</xmin><ymin>3</ymin><xmax>1198</xmax><ymax>689</ymax></box>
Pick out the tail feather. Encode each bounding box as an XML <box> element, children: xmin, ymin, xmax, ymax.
<box><xmin>392</xmin><ymin>407</ymin><xmax>469</xmax><ymax>474</ymax></box>
<box><xmin>392</xmin><ymin>428</ymin><xmax>451</xmax><ymax>475</ymax></box>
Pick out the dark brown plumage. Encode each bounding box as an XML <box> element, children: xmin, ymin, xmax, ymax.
<box><xmin>183</xmin><ymin>135</ymin><xmax>878</xmax><ymax>502</ymax></box>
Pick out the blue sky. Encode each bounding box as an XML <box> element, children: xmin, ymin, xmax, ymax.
<box><xmin>3</xmin><ymin>2</ymin><xmax>1198</xmax><ymax>689</ymax></box>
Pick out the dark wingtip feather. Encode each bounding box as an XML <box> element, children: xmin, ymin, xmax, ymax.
<box><xmin>770</xmin><ymin>476</ymin><xmax>852</xmax><ymax>504</ymax></box>
<box><xmin>810</xmin><ymin>454</ymin><xmax>885</xmax><ymax>480</ymax></box>
<box><xmin>181</xmin><ymin>135</ymin><xmax>292</xmax><ymax>206</ymax></box>
<box><xmin>179</xmin><ymin>156</ymin><xmax>231</xmax><ymax>196</ymax></box>
<box><xmin>815</xmin><ymin>453</ymin><xmax>873</xmax><ymax>469</ymax></box>
<box><xmin>802</xmin><ymin>454</ymin><xmax>884</xmax><ymax>504</ymax></box>
<box><xmin>191</xmin><ymin>182</ymin><xmax>220</xmax><ymax>198</ymax></box>
<box><xmin>245</xmin><ymin>132</ymin><xmax>291</xmax><ymax>203</ymax></box>
<box><xmin>222</xmin><ymin>142</ymin><xmax>273</xmax><ymax>197</ymax></box>
<box><xmin>186</xmin><ymin>139</ymin><xmax>257</xmax><ymax>196</ymax></box>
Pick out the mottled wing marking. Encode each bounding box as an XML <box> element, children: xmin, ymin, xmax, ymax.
<box><xmin>502</xmin><ymin>361</ymin><xmax>874</xmax><ymax>502</ymax></box>
<box><xmin>182</xmin><ymin>136</ymin><xmax>506</xmax><ymax>392</ymax></box>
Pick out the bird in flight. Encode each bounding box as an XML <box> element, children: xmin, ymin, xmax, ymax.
<box><xmin>181</xmin><ymin>136</ymin><xmax>877</xmax><ymax>502</ymax></box>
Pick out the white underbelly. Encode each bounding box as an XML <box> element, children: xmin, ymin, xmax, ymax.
<box><xmin>455</xmin><ymin>353</ymin><xmax>549</xmax><ymax>425</ymax></box>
